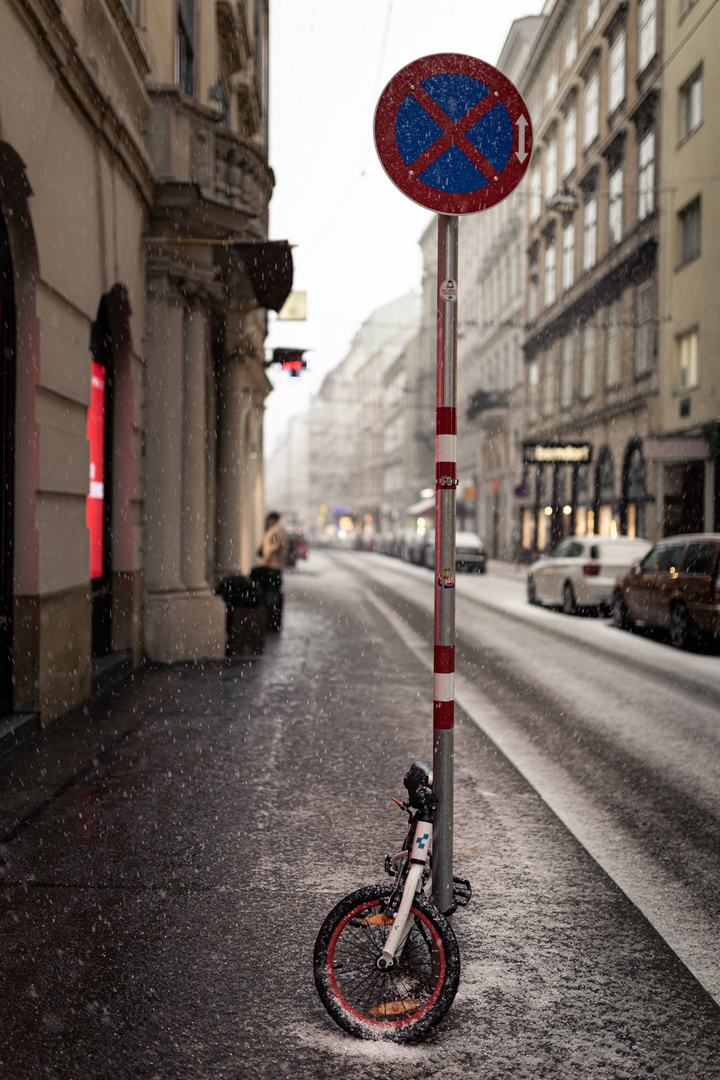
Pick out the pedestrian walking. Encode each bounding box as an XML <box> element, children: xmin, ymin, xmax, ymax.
<box><xmin>261</xmin><ymin>512</ymin><xmax>289</xmax><ymax>570</ymax></box>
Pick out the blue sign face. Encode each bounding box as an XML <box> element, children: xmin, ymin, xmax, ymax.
<box><xmin>395</xmin><ymin>74</ymin><xmax>514</xmax><ymax>194</ymax></box>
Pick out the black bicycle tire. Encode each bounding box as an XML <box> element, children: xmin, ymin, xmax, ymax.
<box><xmin>313</xmin><ymin>883</ymin><xmax>460</xmax><ymax>1042</ymax></box>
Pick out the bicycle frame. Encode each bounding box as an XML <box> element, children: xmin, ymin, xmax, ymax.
<box><xmin>378</xmin><ymin>817</ymin><xmax>433</xmax><ymax>970</ymax></box>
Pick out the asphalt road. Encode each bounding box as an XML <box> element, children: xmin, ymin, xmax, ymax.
<box><xmin>1</xmin><ymin>550</ymin><xmax>720</xmax><ymax>1079</ymax></box>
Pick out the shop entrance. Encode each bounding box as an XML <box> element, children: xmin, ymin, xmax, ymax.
<box><xmin>663</xmin><ymin>461</ymin><xmax>704</xmax><ymax>536</ymax></box>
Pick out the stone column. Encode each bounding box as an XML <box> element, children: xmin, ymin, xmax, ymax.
<box><xmin>217</xmin><ymin>358</ymin><xmax>250</xmax><ymax>576</ymax></box>
<box><xmin>182</xmin><ymin>305</ymin><xmax>209</xmax><ymax>591</ymax></box>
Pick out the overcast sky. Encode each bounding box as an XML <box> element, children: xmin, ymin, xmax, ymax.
<box><xmin>264</xmin><ymin>0</ymin><xmax>545</xmax><ymax>452</ymax></box>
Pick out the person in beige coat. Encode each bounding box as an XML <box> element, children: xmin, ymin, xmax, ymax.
<box><xmin>261</xmin><ymin>513</ymin><xmax>289</xmax><ymax>569</ymax></box>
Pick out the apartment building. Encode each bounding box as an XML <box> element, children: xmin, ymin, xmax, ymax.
<box><xmin>521</xmin><ymin>0</ymin><xmax>663</xmax><ymax>555</ymax></box>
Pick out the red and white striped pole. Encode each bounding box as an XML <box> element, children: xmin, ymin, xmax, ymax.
<box><xmin>432</xmin><ymin>213</ymin><xmax>458</xmax><ymax>915</ymax></box>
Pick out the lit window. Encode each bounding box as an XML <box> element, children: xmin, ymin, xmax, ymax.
<box><xmin>586</xmin><ymin>0</ymin><xmax>600</xmax><ymax>32</ymax></box>
<box><xmin>638</xmin><ymin>0</ymin><xmax>657</xmax><ymax>72</ymax></box>
<box><xmin>563</xmin><ymin>109</ymin><xmax>577</xmax><ymax>176</ymax></box>
<box><xmin>547</xmin><ymin>57</ymin><xmax>558</xmax><ymax>104</ymax></box>
<box><xmin>543</xmin><ymin>348</ymin><xmax>555</xmax><ymax>417</ymax></box>
<box><xmin>529</xmin><ymin>166</ymin><xmax>542</xmax><ymax>223</ymax></box>
<box><xmin>678</xmin><ymin>330</ymin><xmax>698</xmax><ymax>389</ymax></box>
<box><xmin>637</xmin><ymin>130</ymin><xmax>655</xmax><ymax>220</ymax></box>
<box><xmin>562</xmin><ymin>221</ymin><xmax>575</xmax><ymax>291</ymax></box>
<box><xmin>544</xmin><ymin>242</ymin><xmax>556</xmax><ymax>307</ymax></box>
<box><xmin>680</xmin><ymin>69</ymin><xmax>702</xmax><ymax>140</ymax></box>
<box><xmin>584</xmin><ymin>73</ymin><xmax>599</xmax><ymax>147</ymax></box>
<box><xmin>560</xmin><ymin>336</ymin><xmax>574</xmax><ymax>408</ymax></box>
<box><xmin>544</xmin><ymin>139</ymin><xmax>557</xmax><ymax>199</ymax></box>
<box><xmin>582</xmin><ymin>322</ymin><xmax>596</xmax><ymax>398</ymax></box>
<box><xmin>634</xmin><ymin>280</ymin><xmax>655</xmax><ymax>376</ymax></box>
<box><xmin>565</xmin><ymin>22</ymin><xmax>578</xmax><ymax>69</ymax></box>
<box><xmin>608</xmin><ymin>31</ymin><xmax>626</xmax><ymax>113</ymax></box>
<box><xmin>605</xmin><ymin>300</ymin><xmax>622</xmax><ymax>387</ymax></box>
<box><xmin>678</xmin><ymin>198</ymin><xmax>701</xmax><ymax>265</ymax></box>
<box><xmin>608</xmin><ymin>166</ymin><xmax>623</xmax><ymax>246</ymax></box>
<box><xmin>583</xmin><ymin>197</ymin><xmax>597</xmax><ymax>270</ymax></box>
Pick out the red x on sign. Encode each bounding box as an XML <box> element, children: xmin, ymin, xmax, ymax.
<box><xmin>374</xmin><ymin>54</ymin><xmax>533</xmax><ymax>215</ymax></box>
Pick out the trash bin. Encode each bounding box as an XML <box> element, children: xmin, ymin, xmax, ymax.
<box><xmin>215</xmin><ymin>575</ymin><xmax>267</xmax><ymax>656</ymax></box>
<box><xmin>250</xmin><ymin>566</ymin><xmax>284</xmax><ymax>631</ymax></box>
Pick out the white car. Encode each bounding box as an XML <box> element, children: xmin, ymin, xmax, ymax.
<box><xmin>527</xmin><ymin>535</ymin><xmax>652</xmax><ymax>614</ymax></box>
<box><xmin>421</xmin><ymin>530</ymin><xmax>487</xmax><ymax>573</ymax></box>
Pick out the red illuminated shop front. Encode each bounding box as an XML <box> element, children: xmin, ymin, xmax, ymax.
<box><xmin>86</xmin><ymin>361</ymin><xmax>106</xmax><ymax>580</ymax></box>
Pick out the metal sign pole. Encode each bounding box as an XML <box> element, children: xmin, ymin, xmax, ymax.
<box><xmin>432</xmin><ymin>212</ymin><xmax>458</xmax><ymax>915</ymax></box>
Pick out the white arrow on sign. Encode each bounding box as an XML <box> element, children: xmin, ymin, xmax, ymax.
<box><xmin>515</xmin><ymin>114</ymin><xmax>529</xmax><ymax>163</ymax></box>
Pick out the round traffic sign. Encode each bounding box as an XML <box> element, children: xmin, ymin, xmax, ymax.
<box><xmin>374</xmin><ymin>53</ymin><xmax>533</xmax><ymax>215</ymax></box>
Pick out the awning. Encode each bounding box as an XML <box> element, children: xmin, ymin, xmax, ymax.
<box><xmin>232</xmin><ymin>240</ymin><xmax>294</xmax><ymax>312</ymax></box>
<box><xmin>406</xmin><ymin>497</ymin><xmax>435</xmax><ymax>517</ymax></box>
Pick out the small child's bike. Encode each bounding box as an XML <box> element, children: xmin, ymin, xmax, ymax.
<box><xmin>313</xmin><ymin>761</ymin><xmax>471</xmax><ymax>1042</ymax></box>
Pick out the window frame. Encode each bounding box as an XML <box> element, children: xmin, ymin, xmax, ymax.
<box><xmin>637</xmin><ymin>0</ymin><xmax>657</xmax><ymax>72</ymax></box>
<box><xmin>583</xmin><ymin>197</ymin><xmax>598</xmax><ymax>271</ymax></box>
<box><xmin>680</xmin><ymin>68</ymin><xmax>703</xmax><ymax>141</ymax></box>
<box><xmin>678</xmin><ymin>197</ymin><xmax>701</xmax><ymax>267</ymax></box>
<box><xmin>634</xmin><ymin>280</ymin><xmax>655</xmax><ymax>377</ymax></box>
<box><xmin>677</xmin><ymin>329</ymin><xmax>699</xmax><ymax>390</ymax></box>
<box><xmin>584</xmin><ymin>72</ymin><xmax>600</xmax><ymax>147</ymax></box>
<box><xmin>637</xmin><ymin>129</ymin><xmax>655</xmax><ymax>221</ymax></box>
<box><xmin>608</xmin><ymin>164</ymin><xmax>624</xmax><ymax>246</ymax></box>
<box><xmin>608</xmin><ymin>30</ymin><xmax>626</xmax><ymax>113</ymax></box>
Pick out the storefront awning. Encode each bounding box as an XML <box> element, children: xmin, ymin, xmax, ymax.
<box><xmin>232</xmin><ymin>240</ymin><xmax>294</xmax><ymax>312</ymax></box>
<box><xmin>406</xmin><ymin>497</ymin><xmax>435</xmax><ymax>517</ymax></box>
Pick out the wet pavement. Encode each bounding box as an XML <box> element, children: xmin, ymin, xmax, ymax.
<box><xmin>2</xmin><ymin>552</ymin><xmax>720</xmax><ymax>1079</ymax></box>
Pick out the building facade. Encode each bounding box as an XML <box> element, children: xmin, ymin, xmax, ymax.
<box><xmin>520</xmin><ymin>0</ymin><xmax>665</xmax><ymax>556</ymax></box>
<box><xmin>0</xmin><ymin>0</ymin><xmax>277</xmax><ymax>736</ymax></box>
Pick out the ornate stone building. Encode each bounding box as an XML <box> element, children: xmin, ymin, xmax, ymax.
<box><xmin>0</xmin><ymin>0</ymin><xmax>279</xmax><ymax>740</ymax></box>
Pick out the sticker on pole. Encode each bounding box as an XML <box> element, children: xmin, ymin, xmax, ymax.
<box><xmin>374</xmin><ymin>53</ymin><xmax>533</xmax><ymax>215</ymax></box>
<box><xmin>439</xmin><ymin>279</ymin><xmax>458</xmax><ymax>302</ymax></box>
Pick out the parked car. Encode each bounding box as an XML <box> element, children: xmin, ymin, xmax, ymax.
<box><xmin>527</xmin><ymin>535</ymin><xmax>652</xmax><ymax>614</ymax></box>
<box><xmin>612</xmin><ymin>533</ymin><xmax>720</xmax><ymax>648</ymax></box>
<box><xmin>287</xmin><ymin>531</ymin><xmax>308</xmax><ymax>564</ymax></box>
<box><xmin>421</xmin><ymin>530</ymin><xmax>487</xmax><ymax>573</ymax></box>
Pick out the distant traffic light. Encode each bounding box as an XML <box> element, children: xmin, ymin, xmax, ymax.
<box><xmin>272</xmin><ymin>348</ymin><xmax>307</xmax><ymax>376</ymax></box>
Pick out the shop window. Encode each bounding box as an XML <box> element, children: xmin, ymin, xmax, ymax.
<box><xmin>624</xmin><ymin>443</ymin><xmax>647</xmax><ymax>537</ymax></box>
<box><xmin>678</xmin><ymin>197</ymin><xmax>701</xmax><ymax>266</ymax></box>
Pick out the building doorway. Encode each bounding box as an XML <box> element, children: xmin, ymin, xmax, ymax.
<box><xmin>663</xmin><ymin>461</ymin><xmax>704</xmax><ymax>536</ymax></box>
<box><xmin>0</xmin><ymin>210</ymin><xmax>15</xmax><ymax>715</ymax></box>
<box><xmin>88</xmin><ymin>298</ymin><xmax>115</xmax><ymax>659</ymax></box>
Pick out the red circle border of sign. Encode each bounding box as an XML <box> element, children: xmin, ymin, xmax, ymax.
<box><xmin>374</xmin><ymin>53</ymin><xmax>533</xmax><ymax>216</ymax></box>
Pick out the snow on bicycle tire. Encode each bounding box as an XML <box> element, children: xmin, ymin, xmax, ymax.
<box><xmin>313</xmin><ymin>883</ymin><xmax>460</xmax><ymax>1042</ymax></box>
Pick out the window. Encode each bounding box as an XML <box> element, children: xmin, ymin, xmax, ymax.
<box><xmin>586</xmin><ymin>0</ymin><xmax>600</xmax><ymax>32</ymax></box>
<box><xmin>605</xmin><ymin>300</ymin><xmax>622</xmax><ymax>387</ymax></box>
<box><xmin>563</xmin><ymin>109</ymin><xmax>577</xmax><ymax>176</ymax></box>
<box><xmin>608</xmin><ymin>31</ymin><xmax>626</xmax><ymax>112</ymax></box>
<box><xmin>678</xmin><ymin>329</ymin><xmax>698</xmax><ymax>389</ymax></box>
<box><xmin>176</xmin><ymin>0</ymin><xmax>195</xmax><ymax>96</ymax></box>
<box><xmin>583</xmin><ymin>197</ymin><xmax>597</xmax><ymax>270</ymax></box>
<box><xmin>681</xmin><ymin>69</ymin><xmax>703</xmax><ymax>139</ymax></box>
<box><xmin>562</xmin><ymin>221</ymin><xmax>575</xmax><ymax>291</ymax></box>
<box><xmin>584</xmin><ymin>73</ymin><xmax>599</xmax><ymax>147</ymax></box>
<box><xmin>634</xmin><ymin>280</ymin><xmax>655</xmax><ymax>375</ymax></box>
<box><xmin>682</xmin><ymin>542</ymin><xmax>718</xmax><ymax>575</ymax></box>
<box><xmin>544</xmin><ymin>242</ymin><xmax>556</xmax><ymax>307</ymax></box>
<box><xmin>565</xmin><ymin>22</ymin><xmax>578</xmax><ymax>69</ymax></box>
<box><xmin>547</xmin><ymin>57</ymin><xmax>558</xmax><ymax>104</ymax></box>
<box><xmin>528</xmin><ymin>361</ymin><xmax>539</xmax><ymax>422</ymax></box>
<box><xmin>529</xmin><ymin>167</ymin><xmax>542</xmax><ymax>222</ymax></box>
<box><xmin>543</xmin><ymin>348</ymin><xmax>555</xmax><ymax>416</ymax></box>
<box><xmin>581</xmin><ymin>323</ymin><xmax>596</xmax><ymax>398</ymax></box>
<box><xmin>529</xmin><ymin>268</ymin><xmax>539</xmax><ymax>321</ymax></box>
<box><xmin>637</xmin><ymin>130</ymin><xmax>655</xmax><ymax>220</ymax></box>
<box><xmin>608</xmin><ymin>166</ymin><xmax>623</xmax><ymax>246</ymax></box>
<box><xmin>544</xmin><ymin>139</ymin><xmax>558</xmax><ymax>199</ymax></box>
<box><xmin>560</xmin><ymin>336</ymin><xmax>574</xmax><ymax>408</ymax></box>
<box><xmin>638</xmin><ymin>0</ymin><xmax>657</xmax><ymax>71</ymax></box>
<box><xmin>678</xmin><ymin>198</ymin><xmax>701</xmax><ymax>265</ymax></box>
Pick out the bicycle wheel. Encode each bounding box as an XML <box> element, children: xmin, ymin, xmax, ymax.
<box><xmin>313</xmin><ymin>883</ymin><xmax>460</xmax><ymax>1042</ymax></box>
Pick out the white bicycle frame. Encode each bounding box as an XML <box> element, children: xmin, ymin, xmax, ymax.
<box><xmin>378</xmin><ymin>818</ymin><xmax>433</xmax><ymax>969</ymax></box>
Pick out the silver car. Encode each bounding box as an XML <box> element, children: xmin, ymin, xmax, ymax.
<box><xmin>527</xmin><ymin>535</ymin><xmax>652</xmax><ymax>614</ymax></box>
